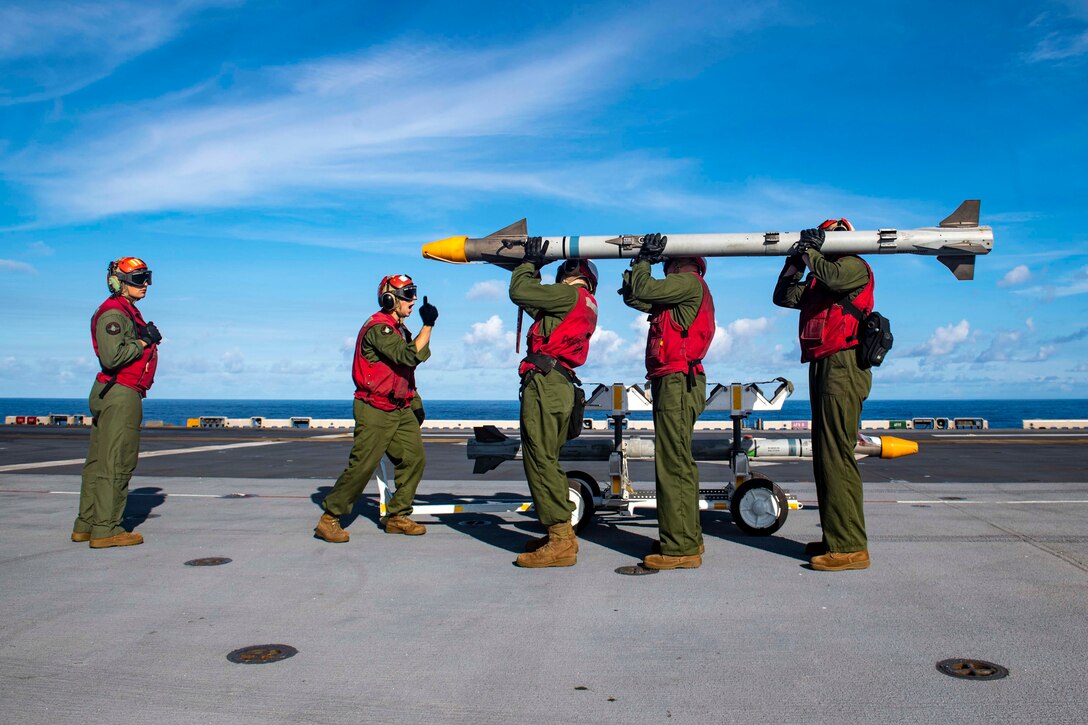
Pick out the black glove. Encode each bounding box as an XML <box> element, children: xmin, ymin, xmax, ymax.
<box><xmin>794</xmin><ymin>227</ymin><xmax>825</xmax><ymax>255</ymax></box>
<box><xmin>139</xmin><ymin>322</ymin><xmax>162</xmax><ymax>345</ymax></box>
<box><xmin>412</xmin><ymin>401</ymin><xmax>426</xmax><ymax>426</ymax></box>
<box><xmin>522</xmin><ymin>237</ymin><xmax>549</xmax><ymax>268</ymax></box>
<box><xmin>781</xmin><ymin>254</ymin><xmax>805</xmax><ymax>276</ymax></box>
<box><xmin>617</xmin><ymin>269</ymin><xmax>633</xmax><ymax>296</ymax></box>
<box><xmin>418</xmin><ymin>296</ymin><xmax>439</xmax><ymax>326</ymax></box>
<box><xmin>637</xmin><ymin>233</ymin><xmax>667</xmax><ymax>264</ymax></box>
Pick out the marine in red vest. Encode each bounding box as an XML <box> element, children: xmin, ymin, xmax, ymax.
<box><xmin>510</xmin><ymin>241</ymin><xmax>599</xmax><ymax>569</ymax></box>
<box><xmin>622</xmin><ymin>233</ymin><xmax>716</xmax><ymax>570</ymax></box>
<box><xmin>773</xmin><ymin>218</ymin><xmax>874</xmax><ymax>571</ymax></box>
<box><xmin>74</xmin><ymin>256</ymin><xmax>163</xmax><ymax>549</ymax></box>
<box><xmin>315</xmin><ymin>274</ymin><xmax>439</xmax><ymax>543</ymax></box>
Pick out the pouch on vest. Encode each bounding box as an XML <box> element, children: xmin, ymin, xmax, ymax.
<box><xmin>840</xmin><ymin>297</ymin><xmax>893</xmax><ymax>369</ymax></box>
<box><xmin>567</xmin><ymin>384</ymin><xmax>587</xmax><ymax>441</ymax></box>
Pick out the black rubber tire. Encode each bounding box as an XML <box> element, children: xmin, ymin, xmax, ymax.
<box><xmin>730</xmin><ymin>473</ymin><xmax>789</xmax><ymax>536</ymax></box>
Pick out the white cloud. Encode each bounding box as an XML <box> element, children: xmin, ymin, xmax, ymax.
<box><xmin>466</xmin><ymin>280</ymin><xmax>506</xmax><ymax>301</ymax></box>
<box><xmin>590</xmin><ymin>327</ymin><xmax>625</xmax><ymax>356</ymax></box>
<box><xmin>222</xmin><ymin>347</ymin><xmax>245</xmax><ymax>374</ymax></box>
<box><xmin>1016</xmin><ymin>265</ymin><xmax>1088</xmax><ymax>299</ymax></box>
<box><xmin>0</xmin><ymin>259</ymin><xmax>36</xmax><ymax>273</ymax></box>
<box><xmin>0</xmin><ymin>1</ymin><xmax>229</xmax><ymax>105</ymax></box>
<box><xmin>27</xmin><ymin>241</ymin><xmax>54</xmax><ymax>256</ymax></box>
<box><xmin>997</xmin><ymin>264</ymin><xmax>1031</xmax><ymax>287</ymax></box>
<box><xmin>920</xmin><ymin>320</ymin><xmax>971</xmax><ymax>357</ymax></box>
<box><xmin>706</xmin><ymin>316</ymin><xmax>772</xmax><ymax>362</ymax></box>
<box><xmin>463</xmin><ymin>315</ymin><xmax>515</xmax><ymax>346</ymax></box>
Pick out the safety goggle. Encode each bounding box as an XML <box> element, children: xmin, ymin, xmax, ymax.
<box><xmin>123</xmin><ymin>270</ymin><xmax>153</xmax><ymax>286</ymax></box>
<box><xmin>391</xmin><ymin>284</ymin><xmax>417</xmax><ymax>301</ymax></box>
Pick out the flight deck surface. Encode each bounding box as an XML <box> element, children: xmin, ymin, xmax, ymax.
<box><xmin>1</xmin><ymin>425</ymin><xmax>1086</xmax><ymax>723</ymax></box>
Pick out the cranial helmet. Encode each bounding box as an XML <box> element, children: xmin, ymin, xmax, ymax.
<box><xmin>107</xmin><ymin>256</ymin><xmax>152</xmax><ymax>293</ymax></box>
<box><xmin>555</xmin><ymin>259</ymin><xmax>599</xmax><ymax>294</ymax></box>
<box><xmin>666</xmin><ymin>256</ymin><xmax>707</xmax><ymax>277</ymax></box>
<box><xmin>818</xmin><ymin>218</ymin><xmax>854</xmax><ymax>232</ymax></box>
<box><xmin>378</xmin><ymin>274</ymin><xmax>418</xmax><ymax>309</ymax></box>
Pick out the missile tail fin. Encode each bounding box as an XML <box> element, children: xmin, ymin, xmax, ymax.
<box><xmin>473</xmin><ymin>425</ymin><xmax>508</xmax><ymax>443</ymax></box>
<box><xmin>482</xmin><ymin>219</ymin><xmax>528</xmax><ymax>240</ymax></box>
<box><xmin>938</xmin><ymin>255</ymin><xmax>976</xmax><ymax>280</ymax></box>
<box><xmin>473</xmin><ymin>457</ymin><xmax>504</xmax><ymax>474</ymax></box>
<box><xmin>940</xmin><ymin>200</ymin><xmax>980</xmax><ymax>228</ymax></box>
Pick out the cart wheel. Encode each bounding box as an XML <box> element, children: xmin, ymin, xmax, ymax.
<box><xmin>566</xmin><ymin>470</ymin><xmax>599</xmax><ymax>532</ymax></box>
<box><xmin>730</xmin><ymin>473</ymin><xmax>789</xmax><ymax>536</ymax></box>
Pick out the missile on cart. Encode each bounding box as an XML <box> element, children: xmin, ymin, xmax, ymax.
<box><xmin>468</xmin><ymin>425</ymin><xmax>918</xmax><ymax>474</ymax></box>
<box><xmin>423</xmin><ymin>200</ymin><xmax>991</xmax><ymax>280</ymax></box>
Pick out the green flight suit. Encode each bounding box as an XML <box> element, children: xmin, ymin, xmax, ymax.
<box><xmin>510</xmin><ymin>263</ymin><xmax>582</xmax><ymax>527</ymax></box>
<box><xmin>623</xmin><ymin>261</ymin><xmax>708</xmax><ymax>557</ymax></box>
<box><xmin>773</xmin><ymin>250</ymin><xmax>873</xmax><ymax>553</ymax></box>
<box><xmin>76</xmin><ymin>308</ymin><xmax>147</xmax><ymax>539</ymax></box>
<box><xmin>323</xmin><ymin>320</ymin><xmax>430</xmax><ymax>518</ymax></box>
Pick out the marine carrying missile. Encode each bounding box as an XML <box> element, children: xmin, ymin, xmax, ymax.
<box><xmin>422</xmin><ymin>199</ymin><xmax>992</xmax><ymax>280</ymax></box>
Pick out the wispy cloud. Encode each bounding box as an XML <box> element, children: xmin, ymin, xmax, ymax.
<box><xmin>466</xmin><ymin>280</ymin><xmax>506</xmax><ymax>301</ymax></box>
<box><xmin>0</xmin><ymin>0</ymin><xmax>229</xmax><ymax>105</ymax></box>
<box><xmin>0</xmin><ymin>259</ymin><xmax>36</xmax><ymax>273</ymax></box>
<box><xmin>1015</xmin><ymin>265</ymin><xmax>1088</xmax><ymax>299</ymax></box>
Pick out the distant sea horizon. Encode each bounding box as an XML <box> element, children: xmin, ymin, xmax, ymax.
<box><xmin>3</xmin><ymin>397</ymin><xmax>1087</xmax><ymax>430</ymax></box>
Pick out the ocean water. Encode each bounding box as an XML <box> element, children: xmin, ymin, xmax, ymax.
<box><xmin>3</xmin><ymin>397</ymin><xmax>1087</xmax><ymax>430</ymax></box>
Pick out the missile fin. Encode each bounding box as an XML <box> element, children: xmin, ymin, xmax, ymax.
<box><xmin>938</xmin><ymin>254</ymin><xmax>976</xmax><ymax>280</ymax></box>
<box><xmin>473</xmin><ymin>425</ymin><xmax>508</xmax><ymax>443</ymax></box>
<box><xmin>940</xmin><ymin>200</ymin><xmax>981</xmax><ymax>228</ymax></box>
<box><xmin>480</xmin><ymin>219</ymin><xmax>527</xmax><ymax>241</ymax></box>
<box><xmin>473</xmin><ymin>457</ymin><xmax>504</xmax><ymax>474</ymax></box>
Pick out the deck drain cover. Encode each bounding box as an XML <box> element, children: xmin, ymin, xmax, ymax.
<box><xmin>615</xmin><ymin>565</ymin><xmax>659</xmax><ymax>576</ymax></box>
<box><xmin>456</xmin><ymin>519</ymin><xmax>493</xmax><ymax>527</ymax></box>
<box><xmin>939</xmin><ymin>496</ymin><xmax>966</xmax><ymax>501</ymax></box>
<box><xmin>185</xmin><ymin>557</ymin><xmax>232</xmax><ymax>566</ymax></box>
<box><xmin>227</xmin><ymin>644</ymin><xmax>298</xmax><ymax>664</ymax></box>
<box><xmin>936</xmin><ymin>658</ymin><xmax>1008</xmax><ymax>680</ymax></box>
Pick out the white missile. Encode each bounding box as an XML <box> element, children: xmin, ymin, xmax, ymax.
<box><xmin>422</xmin><ymin>199</ymin><xmax>992</xmax><ymax>279</ymax></box>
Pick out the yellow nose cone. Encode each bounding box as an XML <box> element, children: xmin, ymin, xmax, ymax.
<box><xmin>422</xmin><ymin>235</ymin><xmax>469</xmax><ymax>263</ymax></box>
<box><xmin>880</xmin><ymin>436</ymin><xmax>919</xmax><ymax>458</ymax></box>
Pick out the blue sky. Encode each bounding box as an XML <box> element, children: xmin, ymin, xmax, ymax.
<box><xmin>2</xmin><ymin>0</ymin><xmax>1087</xmax><ymax>401</ymax></box>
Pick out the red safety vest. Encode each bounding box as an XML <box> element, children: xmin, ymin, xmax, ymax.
<box><xmin>645</xmin><ymin>275</ymin><xmax>716</xmax><ymax>379</ymax></box>
<box><xmin>352</xmin><ymin>311</ymin><xmax>417</xmax><ymax>411</ymax></box>
<box><xmin>91</xmin><ymin>296</ymin><xmax>158</xmax><ymax>395</ymax></box>
<box><xmin>518</xmin><ymin>288</ymin><xmax>598</xmax><ymax>376</ymax></box>
<box><xmin>798</xmin><ymin>257</ymin><xmax>874</xmax><ymax>362</ymax></box>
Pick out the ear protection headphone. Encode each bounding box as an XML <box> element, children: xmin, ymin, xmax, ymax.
<box><xmin>107</xmin><ymin>261</ymin><xmax>123</xmax><ymax>294</ymax></box>
<box><xmin>380</xmin><ymin>289</ymin><xmax>396</xmax><ymax>310</ymax></box>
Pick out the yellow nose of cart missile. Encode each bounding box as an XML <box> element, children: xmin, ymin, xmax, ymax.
<box><xmin>422</xmin><ymin>235</ymin><xmax>469</xmax><ymax>264</ymax></box>
<box><xmin>879</xmin><ymin>436</ymin><xmax>919</xmax><ymax>459</ymax></box>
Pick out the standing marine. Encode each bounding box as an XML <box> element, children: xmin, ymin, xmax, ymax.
<box><xmin>621</xmin><ymin>234</ymin><xmax>716</xmax><ymax>570</ymax></box>
<box><xmin>773</xmin><ymin>218</ymin><xmax>874</xmax><ymax>571</ymax></box>
<box><xmin>74</xmin><ymin>257</ymin><xmax>162</xmax><ymax>549</ymax></box>
<box><xmin>314</xmin><ymin>274</ymin><xmax>438</xmax><ymax>543</ymax></box>
<box><xmin>509</xmin><ymin>238</ymin><xmax>598</xmax><ymax>568</ymax></box>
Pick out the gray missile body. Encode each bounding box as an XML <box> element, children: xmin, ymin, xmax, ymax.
<box><xmin>422</xmin><ymin>199</ymin><xmax>991</xmax><ymax>279</ymax></box>
<box><xmin>467</xmin><ymin>425</ymin><xmax>909</xmax><ymax>474</ymax></box>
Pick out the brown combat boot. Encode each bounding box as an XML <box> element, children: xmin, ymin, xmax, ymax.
<box><xmin>643</xmin><ymin>552</ymin><xmax>701</xmax><ymax>570</ymax></box>
<box><xmin>71</xmin><ymin>531</ymin><xmax>91</xmax><ymax>543</ymax></box>
<box><xmin>384</xmin><ymin>515</ymin><xmax>426</xmax><ymax>536</ymax></box>
<box><xmin>810</xmin><ymin>550</ymin><xmax>869</xmax><ymax>571</ymax></box>
<box><xmin>515</xmin><ymin>522</ymin><xmax>578</xmax><ymax>568</ymax></box>
<box><xmin>651</xmin><ymin>539</ymin><xmax>705</xmax><ymax>555</ymax></box>
<box><xmin>523</xmin><ymin>532</ymin><xmax>550</xmax><ymax>553</ymax></box>
<box><xmin>314</xmin><ymin>512</ymin><xmax>349</xmax><ymax>543</ymax></box>
<box><xmin>89</xmin><ymin>531</ymin><xmax>144</xmax><ymax>549</ymax></box>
